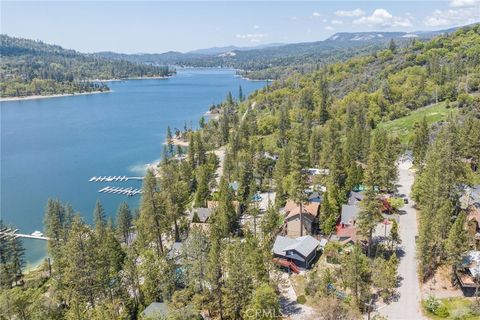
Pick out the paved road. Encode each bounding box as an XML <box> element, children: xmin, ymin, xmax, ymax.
<box><xmin>378</xmin><ymin>159</ymin><xmax>424</xmax><ymax>319</ymax></box>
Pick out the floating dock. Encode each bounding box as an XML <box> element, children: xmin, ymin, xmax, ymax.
<box><xmin>0</xmin><ymin>228</ymin><xmax>50</xmax><ymax>241</ymax></box>
<box><xmin>98</xmin><ymin>186</ymin><xmax>142</xmax><ymax>196</ymax></box>
<box><xmin>89</xmin><ymin>176</ymin><xmax>144</xmax><ymax>182</ymax></box>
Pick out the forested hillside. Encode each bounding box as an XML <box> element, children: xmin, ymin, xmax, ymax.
<box><xmin>1</xmin><ymin>25</ymin><xmax>479</xmax><ymax>319</ymax></box>
<box><xmin>0</xmin><ymin>35</ymin><xmax>173</xmax><ymax>98</ymax></box>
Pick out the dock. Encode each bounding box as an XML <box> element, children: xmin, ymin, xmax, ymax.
<box><xmin>98</xmin><ymin>186</ymin><xmax>142</xmax><ymax>196</ymax></box>
<box><xmin>89</xmin><ymin>176</ymin><xmax>144</xmax><ymax>182</ymax></box>
<box><xmin>0</xmin><ymin>228</ymin><xmax>50</xmax><ymax>241</ymax></box>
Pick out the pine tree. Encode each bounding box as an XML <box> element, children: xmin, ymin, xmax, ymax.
<box><xmin>116</xmin><ymin>202</ymin><xmax>132</xmax><ymax>244</ymax></box>
<box><xmin>238</xmin><ymin>85</ymin><xmax>245</xmax><ymax>102</ymax></box>
<box><xmin>341</xmin><ymin>245</ymin><xmax>371</xmax><ymax>309</ymax></box>
<box><xmin>445</xmin><ymin>212</ymin><xmax>469</xmax><ymax>265</ymax></box>
<box><xmin>318</xmin><ymin>75</ymin><xmax>329</xmax><ymax>124</ymax></box>
<box><xmin>244</xmin><ymin>284</ymin><xmax>280</xmax><ymax>320</ymax></box>
<box><xmin>372</xmin><ymin>255</ymin><xmax>398</xmax><ymax>299</ymax></box>
<box><xmin>358</xmin><ymin>188</ymin><xmax>381</xmax><ymax>257</ymax></box>
<box><xmin>183</xmin><ymin>226</ymin><xmax>210</xmax><ymax>292</ymax></box>
<box><xmin>62</xmin><ymin>215</ymin><xmax>101</xmax><ymax>307</ymax></box>
<box><xmin>389</xmin><ymin>39</ymin><xmax>396</xmax><ymax>53</ymax></box>
<box><xmin>194</xmin><ymin>165</ymin><xmax>210</xmax><ymax>207</ymax></box>
<box><xmin>93</xmin><ymin>200</ymin><xmax>106</xmax><ymax>238</ymax></box>
<box><xmin>412</xmin><ymin>116</ymin><xmax>429</xmax><ymax>166</ymax></box>
<box><xmin>166</xmin><ymin>125</ymin><xmax>173</xmax><ymax>155</ymax></box>
<box><xmin>137</xmin><ymin>169</ymin><xmax>166</xmax><ymax>256</ymax></box>
<box><xmin>289</xmin><ymin>124</ymin><xmax>309</xmax><ymax>236</ymax></box>
<box><xmin>223</xmin><ymin>241</ymin><xmax>254</xmax><ymax>319</ymax></box>
<box><xmin>188</xmin><ymin>132</ymin><xmax>196</xmax><ymax>168</ymax></box>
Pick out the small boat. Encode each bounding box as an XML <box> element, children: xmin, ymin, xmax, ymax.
<box><xmin>31</xmin><ymin>230</ymin><xmax>44</xmax><ymax>237</ymax></box>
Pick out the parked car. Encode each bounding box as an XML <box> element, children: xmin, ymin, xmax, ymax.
<box><xmin>404</xmin><ymin>198</ymin><xmax>409</xmax><ymax>204</ymax></box>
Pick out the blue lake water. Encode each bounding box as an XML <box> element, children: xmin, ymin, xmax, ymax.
<box><xmin>0</xmin><ymin>69</ymin><xmax>265</xmax><ymax>267</ymax></box>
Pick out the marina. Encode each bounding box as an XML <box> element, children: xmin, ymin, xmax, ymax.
<box><xmin>98</xmin><ymin>186</ymin><xmax>142</xmax><ymax>196</ymax></box>
<box><xmin>89</xmin><ymin>176</ymin><xmax>144</xmax><ymax>182</ymax></box>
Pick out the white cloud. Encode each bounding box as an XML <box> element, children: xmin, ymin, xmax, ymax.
<box><xmin>321</xmin><ymin>18</ymin><xmax>328</xmax><ymax>23</ymax></box>
<box><xmin>331</xmin><ymin>19</ymin><xmax>343</xmax><ymax>25</ymax></box>
<box><xmin>290</xmin><ymin>16</ymin><xmax>298</xmax><ymax>21</ymax></box>
<box><xmin>312</xmin><ymin>12</ymin><xmax>321</xmax><ymax>17</ymax></box>
<box><xmin>250</xmin><ymin>38</ymin><xmax>261</xmax><ymax>43</ymax></box>
<box><xmin>335</xmin><ymin>9</ymin><xmax>365</xmax><ymax>17</ymax></box>
<box><xmin>253</xmin><ymin>25</ymin><xmax>260</xmax><ymax>30</ymax></box>
<box><xmin>325</xmin><ymin>26</ymin><xmax>334</xmax><ymax>31</ymax></box>
<box><xmin>353</xmin><ymin>9</ymin><xmax>412</xmax><ymax>27</ymax></box>
<box><xmin>450</xmin><ymin>0</ymin><xmax>479</xmax><ymax>7</ymax></box>
<box><xmin>235</xmin><ymin>33</ymin><xmax>266</xmax><ymax>39</ymax></box>
<box><xmin>424</xmin><ymin>8</ymin><xmax>480</xmax><ymax>26</ymax></box>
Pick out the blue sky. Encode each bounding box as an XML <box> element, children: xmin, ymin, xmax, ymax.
<box><xmin>1</xmin><ymin>1</ymin><xmax>479</xmax><ymax>53</ymax></box>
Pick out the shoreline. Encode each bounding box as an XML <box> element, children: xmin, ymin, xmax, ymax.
<box><xmin>0</xmin><ymin>90</ymin><xmax>111</xmax><ymax>102</ymax></box>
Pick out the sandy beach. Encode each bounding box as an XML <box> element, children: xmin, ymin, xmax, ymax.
<box><xmin>0</xmin><ymin>90</ymin><xmax>111</xmax><ymax>102</ymax></box>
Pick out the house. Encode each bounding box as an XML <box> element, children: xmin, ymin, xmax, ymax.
<box><xmin>340</xmin><ymin>204</ymin><xmax>361</xmax><ymax>227</ymax></box>
<box><xmin>142</xmin><ymin>302</ymin><xmax>201</xmax><ymax>319</ymax></box>
<box><xmin>348</xmin><ymin>191</ymin><xmax>365</xmax><ymax>205</ymax></box>
<box><xmin>455</xmin><ymin>251</ymin><xmax>480</xmax><ymax>291</ymax></box>
<box><xmin>189</xmin><ymin>207</ymin><xmax>213</xmax><ymax>223</ymax></box>
<box><xmin>142</xmin><ymin>302</ymin><xmax>169</xmax><ymax>319</ymax></box>
<box><xmin>332</xmin><ymin>204</ymin><xmax>361</xmax><ymax>244</ymax></box>
<box><xmin>334</xmin><ymin>225</ymin><xmax>358</xmax><ymax>244</ymax></box>
<box><xmin>273</xmin><ymin>235</ymin><xmax>320</xmax><ymax>269</ymax></box>
<box><xmin>282</xmin><ymin>200</ymin><xmax>320</xmax><ymax>237</ymax></box>
<box><xmin>460</xmin><ymin>185</ymin><xmax>480</xmax><ymax>210</ymax></box>
<box><xmin>167</xmin><ymin>242</ymin><xmax>184</xmax><ymax>264</ymax></box>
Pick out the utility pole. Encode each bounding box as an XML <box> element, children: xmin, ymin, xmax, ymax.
<box><xmin>365</xmin><ymin>297</ymin><xmax>374</xmax><ymax>320</ymax></box>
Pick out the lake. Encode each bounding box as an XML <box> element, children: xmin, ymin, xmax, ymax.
<box><xmin>0</xmin><ymin>68</ymin><xmax>265</xmax><ymax>267</ymax></box>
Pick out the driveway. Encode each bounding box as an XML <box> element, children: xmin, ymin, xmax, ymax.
<box><xmin>377</xmin><ymin>159</ymin><xmax>424</xmax><ymax>319</ymax></box>
<box><xmin>278</xmin><ymin>273</ymin><xmax>318</xmax><ymax>320</ymax></box>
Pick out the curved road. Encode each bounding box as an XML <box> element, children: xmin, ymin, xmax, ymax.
<box><xmin>378</xmin><ymin>159</ymin><xmax>424</xmax><ymax>319</ymax></box>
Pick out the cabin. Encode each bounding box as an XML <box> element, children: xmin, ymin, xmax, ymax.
<box><xmin>460</xmin><ymin>185</ymin><xmax>480</xmax><ymax>210</ymax></box>
<box><xmin>339</xmin><ymin>204</ymin><xmax>360</xmax><ymax>227</ymax></box>
<box><xmin>347</xmin><ymin>191</ymin><xmax>365</xmax><ymax>205</ymax></box>
<box><xmin>142</xmin><ymin>302</ymin><xmax>169</xmax><ymax>319</ymax></box>
<box><xmin>333</xmin><ymin>204</ymin><xmax>361</xmax><ymax>243</ymax></box>
<box><xmin>455</xmin><ymin>251</ymin><xmax>480</xmax><ymax>293</ymax></box>
<box><xmin>282</xmin><ymin>200</ymin><xmax>320</xmax><ymax>237</ymax></box>
<box><xmin>189</xmin><ymin>207</ymin><xmax>213</xmax><ymax>223</ymax></box>
<box><xmin>273</xmin><ymin>235</ymin><xmax>320</xmax><ymax>269</ymax></box>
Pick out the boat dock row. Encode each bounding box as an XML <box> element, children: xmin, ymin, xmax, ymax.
<box><xmin>89</xmin><ymin>176</ymin><xmax>144</xmax><ymax>182</ymax></box>
<box><xmin>98</xmin><ymin>186</ymin><xmax>142</xmax><ymax>196</ymax></box>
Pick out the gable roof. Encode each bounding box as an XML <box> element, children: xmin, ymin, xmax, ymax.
<box><xmin>189</xmin><ymin>207</ymin><xmax>213</xmax><ymax>223</ymax></box>
<box><xmin>284</xmin><ymin>200</ymin><xmax>320</xmax><ymax>220</ymax></box>
<box><xmin>348</xmin><ymin>191</ymin><xmax>365</xmax><ymax>205</ymax></box>
<box><xmin>273</xmin><ymin>235</ymin><xmax>320</xmax><ymax>258</ymax></box>
<box><xmin>142</xmin><ymin>302</ymin><xmax>169</xmax><ymax>318</ymax></box>
<box><xmin>341</xmin><ymin>204</ymin><xmax>361</xmax><ymax>225</ymax></box>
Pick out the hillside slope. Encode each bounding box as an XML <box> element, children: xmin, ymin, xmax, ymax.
<box><xmin>0</xmin><ymin>35</ymin><xmax>173</xmax><ymax>98</ymax></box>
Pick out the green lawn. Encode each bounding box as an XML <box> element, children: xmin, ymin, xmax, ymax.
<box><xmin>378</xmin><ymin>102</ymin><xmax>458</xmax><ymax>144</ymax></box>
<box><xmin>423</xmin><ymin>297</ymin><xmax>480</xmax><ymax>320</ymax></box>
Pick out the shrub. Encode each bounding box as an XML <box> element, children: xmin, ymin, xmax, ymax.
<box><xmin>296</xmin><ymin>295</ymin><xmax>307</xmax><ymax>304</ymax></box>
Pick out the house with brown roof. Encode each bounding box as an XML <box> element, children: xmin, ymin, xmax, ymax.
<box><xmin>282</xmin><ymin>200</ymin><xmax>320</xmax><ymax>237</ymax></box>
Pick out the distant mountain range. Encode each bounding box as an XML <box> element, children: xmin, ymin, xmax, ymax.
<box><xmin>94</xmin><ymin>25</ymin><xmax>467</xmax><ymax>72</ymax></box>
<box><xmin>325</xmin><ymin>26</ymin><xmax>461</xmax><ymax>42</ymax></box>
<box><xmin>187</xmin><ymin>43</ymin><xmax>285</xmax><ymax>55</ymax></box>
